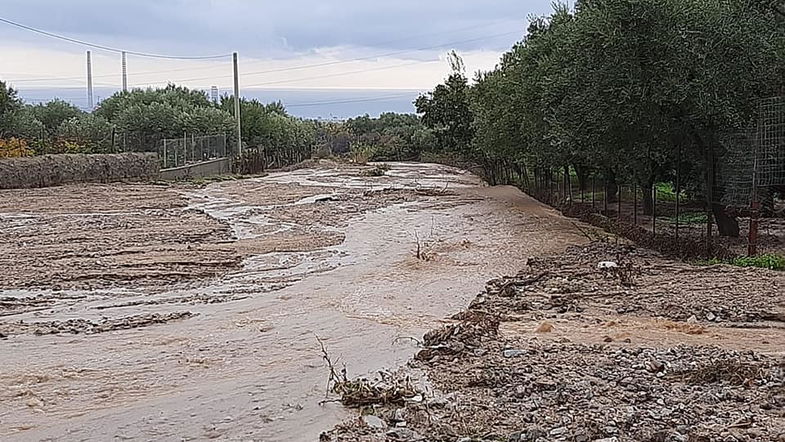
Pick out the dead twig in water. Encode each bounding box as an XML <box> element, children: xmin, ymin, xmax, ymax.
<box><xmin>316</xmin><ymin>335</ymin><xmax>421</xmax><ymax>408</ymax></box>
<box><xmin>393</xmin><ymin>336</ymin><xmax>424</xmax><ymax>346</ymax></box>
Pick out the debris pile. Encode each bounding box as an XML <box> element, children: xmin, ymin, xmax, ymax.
<box><xmin>0</xmin><ymin>311</ymin><xmax>195</xmax><ymax>336</ymax></box>
<box><xmin>325</xmin><ymin>242</ymin><xmax>785</xmax><ymax>441</ymax></box>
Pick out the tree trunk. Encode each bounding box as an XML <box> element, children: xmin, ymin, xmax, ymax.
<box><xmin>574</xmin><ymin>164</ymin><xmax>590</xmax><ymax>191</ymax></box>
<box><xmin>640</xmin><ymin>175</ymin><xmax>656</xmax><ymax>216</ymax></box>
<box><xmin>605</xmin><ymin>169</ymin><xmax>619</xmax><ymax>203</ymax></box>
<box><xmin>712</xmin><ymin>203</ymin><xmax>740</xmax><ymax>237</ymax></box>
<box><xmin>701</xmin><ymin>134</ymin><xmax>740</xmax><ymax>238</ymax></box>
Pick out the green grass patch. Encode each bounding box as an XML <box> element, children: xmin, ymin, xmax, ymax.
<box><xmin>731</xmin><ymin>254</ymin><xmax>785</xmax><ymax>270</ymax></box>
<box><xmin>654</xmin><ymin>182</ymin><xmax>687</xmax><ymax>202</ymax></box>
<box><xmin>697</xmin><ymin>254</ymin><xmax>785</xmax><ymax>271</ymax></box>
<box><xmin>665</xmin><ymin>212</ymin><xmax>708</xmax><ymax>225</ymax></box>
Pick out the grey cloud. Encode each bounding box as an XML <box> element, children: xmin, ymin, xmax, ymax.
<box><xmin>0</xmin><ymin>0</ymin><xmax>552</xmax><ymax>58</ymax></box>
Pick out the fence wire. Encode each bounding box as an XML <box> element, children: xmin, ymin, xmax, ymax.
<box><xmin>718</xmin><ymin>97</ymin><xmax>785</xmax><ymax>211</ymax></box>
<box><xmin>158</xmin><ymin>133</ymin><xmax>228</xmax><ymax>169</ymax></box>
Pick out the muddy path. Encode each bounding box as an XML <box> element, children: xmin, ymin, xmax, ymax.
<box><xmin>0</xmin><ymin>162</ymin><xmax>586</xmax><ymax>441</ymax></box>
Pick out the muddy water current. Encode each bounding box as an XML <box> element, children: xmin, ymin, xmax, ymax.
<box><xmin>0</xmin><ymin>163</ymin><xmax>584</xmax><ymax>441</ymax></box>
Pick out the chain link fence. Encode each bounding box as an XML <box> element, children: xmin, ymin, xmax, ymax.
<box><xmin>509</xmin><ymin>96</ymin><xmax>785</xmax><ymax>259</ymax></box>
<box><xmin>157</xmin><ymin>133</ymin><xmax>228</xmax><ymax>169</ymax></box>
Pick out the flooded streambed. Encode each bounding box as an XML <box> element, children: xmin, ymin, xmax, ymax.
<box><xmin>0</xmin><ymin>162</ymin><xmax>584</xmax><ymax>441</ymax></box>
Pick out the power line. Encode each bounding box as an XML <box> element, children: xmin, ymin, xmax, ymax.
<box><xmin>286</xmin><ymin>93</ymin><xmax>419</xmax><ymax>108</ymax></box>
<box><xmin>2</xmin><ymin>61</ymin><xmax>236</xmax><ymax>83</ymax></box>
<box><xmin>243</xmin><ymin>61</ymin><xmax>431</xmax><ymax>88</ymax></box>
<box><xmin>2</xmin><ymin>25</ymin><xmax>521</xmax><ymax>88</ymax></box>
<box><xmin>96</xmin><ymin>29</ymin><xmax>519</xmax><ymax>89</ymax></box>
<box><xmin>0</xmin><ymin>16</ymin><xmax>231</xmax><ymax>60</ymax></box>
<box><xmin>178</xmin><ymin>30</ymin><xmax>522</xmax><ymax>83</ymax></box>
<box><xmin>2</xmin><ymin>19</ymin><xmax>518</xmax><ymax>83</ymax></box>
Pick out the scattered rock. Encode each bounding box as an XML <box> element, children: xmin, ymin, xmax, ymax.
<box><xmin>503</xmin><ymin>349</ymin><xmax>527</xmax><ymax>358</ymax></box>
<box><xmin>361</xmin><ymin>415</ymin><xmax>387</xmax><ymax>429</ymax></box>
<box><xmin>386</xmin><ymin>428</ymin><xmax>422</xmax><ymax>440</ymax></box>
<box><xmin>535</xmin><ymin>322</ymin><xmax>554</xmax><ymax>333</ymax></box>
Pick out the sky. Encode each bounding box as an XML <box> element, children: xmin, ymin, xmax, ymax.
<box><xmin>0</xmin><ymin>0</ymin><xmax>556</xmax><ymax>116</ymax></box>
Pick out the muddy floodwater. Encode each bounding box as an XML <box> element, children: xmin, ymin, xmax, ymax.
<box><xmin>0</xmin><ymin>162</ymin><xmax>584</xmax><ymax>441</ymax></box>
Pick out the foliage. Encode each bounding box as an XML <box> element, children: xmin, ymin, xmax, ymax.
<box><xmin>0</xmin><ymin>138</ymin><xmax>33</xmax><ymax>158</ymax></box>
<box><xmin>360</xmin><ymin>163</ymin><xmax>391</xmax><ymax>177</ymax></box>
<box><xmin>0</xmin><ymin>81</ymin><xmax>45</xmax><ymax>141</ymax></box>
<box><xmin>419</xmin><ymin>0</ymin><xmax>785</xmax><ymax>235</ymax></box>
<box><xmin>1</xmin><ymin>107</ymin><xmax>46</xmax><ymax>141</ymax></box>
<box><xmin>665</xmin><ymin>212</ymin><xmax>709</xmax><ymax>225</ymax></box>
<box><xmin>348</xmin><ymin>144</ymin><xmax>374</xmax><ymax>164</ymax></box>
<box><xmin>345</xmin><ymin>112</ymin><xmax>435</xmax><ymax>161</ymax></box>
<box><xmin>733</xmin><ymin>254</ymin><xmax>785</xmax><ymax>270</ymax></box>
<box><xmin>29</xmin><ymin>99</ymin><xmax>83</xmax><ymax>135</ymax></box>
<box><xmin>219</xmin><ymin>97</ymin><xmax>316</xmax><ymax>163</ymax></box>
<box><xmin>95</xmin><ymin>85</ymin><xmax>235</xmax><ymax>151</ymax></box>
<box><xmin>314</xmin><ymin>121</ymin><xmax>351</xmax><ymax>155</ymax></box>
<box><xmin>57</xmin><ymin>114</ymin><xmax>114</xmax><ymax>153</ymax></box>
<box><xmin>703</xmin><ymin>254</ymin><xmax>785</xmax><ymax>270</ymax></box>
<box><xmin>415</xmin><ymin>72</ymin><xmax>474</xmax><ymax>157</ymax></box>
<box><xmin>731</xmin><ymin>254</ymin><xmax>785</xmax><ymax>271</ymax></box>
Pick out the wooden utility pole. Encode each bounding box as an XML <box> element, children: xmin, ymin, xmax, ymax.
<box><xmin>121</xmin><ymin>51</ymin><xmax>128</xmax><ymax>92</ymax></box>
<box><xmin>233</xmin><ymin>52</ymin><xmax>242</xmax><ymax>156</ymax></box>
<box><xmin>86</xmin><ymin>51</ymin><xmax>94</xmax><ymax>109</ymax></box>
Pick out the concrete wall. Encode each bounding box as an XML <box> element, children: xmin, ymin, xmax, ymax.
<box><xmin>0</xmin><ymin>153</ymin><xmax>160</xmax><ymax>189</ymax></box>
<box><xmin>159</xmin><ymin>157</ymin><xmax>233</xmax><ymax>181</ymax></box>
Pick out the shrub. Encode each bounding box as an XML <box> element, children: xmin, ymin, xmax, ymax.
<box><xmin>731</xmin><ymin>254</ymin><xmax>785</xmax><ymax>271</ymax></box>
<box><xmin>0</xmin><ymin>138</ymin><xmax>33</xmax><ymax>158</ymax></box>
<box><xmin>698</xmin><ymin>254</ymin><xmax>785</xmax><ymax>271</ymax></box>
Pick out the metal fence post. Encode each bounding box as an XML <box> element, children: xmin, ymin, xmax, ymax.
<box><xmin>633</xmin><ymin>182</ymin><xmax>638</xmax><ymax>225</ymax></box>
<box><xmin>675</xmin><ymin>165</ymin><xmax>681</xmax><ymax>242</ymax></box>
<box><xmin>163</xmin><ymin>139</ymin><xmax>168</xmax><ymax>169</ymax></box>
<box><xmin>748</xmin><ymin>123</ymin><xmax>761</xmax><ymax>256</ymax></box>
<box><xmin>222</xmin><ymin>133</ymin><xmax>227</xmax><ymax>158</ymax></box>
<box><xmin>652</xmin><ymin>184</ymin><xmax>657</xmax><ymax>236</ymax></box>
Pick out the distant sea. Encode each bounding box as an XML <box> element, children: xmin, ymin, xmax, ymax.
<box><xmin>16</xmin><ymin>87</ymin><xmax>423</xmax><ymax>120</ymax></box>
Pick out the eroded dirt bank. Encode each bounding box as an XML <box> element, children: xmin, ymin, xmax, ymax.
<box><xmin>323</xmin><ymin>242</ymin><xmax>785</xmax><ymax>442</ymax></box>
<box><xmin>0</xmin><ymin>162</ymin><xmax>586</xmax><ymax>441</ymax></box>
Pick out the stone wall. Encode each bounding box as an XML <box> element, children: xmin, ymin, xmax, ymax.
<box><xmin>0</xmin><ymin>153</ymin><xmax>160</xmax><ymax>189</ymax></box>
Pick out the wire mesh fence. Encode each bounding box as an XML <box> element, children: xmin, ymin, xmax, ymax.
<box><xmin>157</xmin><ymin>133</ymin><xmax>228</xmax><ymax>169</ymax></box>
<box><xmin>508</xmin><ymin>96</ymin><xmax>785</xmax><ymax>259</ymax></box>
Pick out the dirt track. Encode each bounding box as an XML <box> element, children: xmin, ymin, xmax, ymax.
<box><xmin>0</xmin><ymin>162</ymin><xmax>586</xmax><ymax>440</ymax></box>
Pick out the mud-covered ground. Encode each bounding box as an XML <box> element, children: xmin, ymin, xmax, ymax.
<box><xmin>323</xmin><ymin>242</ymin><xmax>785</xmax><ymax>442</ymax></box>
<box><xmin>0</xmin><ymin>161</ymin><xmax>587</xmax><ymax>441</ymax></box>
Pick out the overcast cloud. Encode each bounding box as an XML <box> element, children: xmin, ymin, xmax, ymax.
<box><xmin>0</xmin><ymin>1</ymin><xmax>555</xmax><ymax>90</ymax></box>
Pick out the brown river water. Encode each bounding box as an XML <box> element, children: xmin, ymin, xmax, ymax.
<box><xmin>0</xmin><ymin>162</ymin><xmax>584</xmax><ymax>441</ymax></box>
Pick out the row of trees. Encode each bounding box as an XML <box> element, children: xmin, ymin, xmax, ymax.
<box><xmin>416</xmin><ymin>0</ymin><xmax>785</xmax><ymax>237</ymax></box>
<box><xmin>345</xmin><ymin>113</ymin><xmax>436</xmax><ymax>161</ymax></box>
<box><xmin>0</xmin><ymin>82</ymin><xmax>325</xmax><ymax>163</ymax></box>
<box><xmin>0</xmin><ymin>82</ymin><xmax>109</xmax><ymax>154</ymax></box>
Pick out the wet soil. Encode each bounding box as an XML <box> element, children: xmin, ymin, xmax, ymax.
<box><xmin>0</xmin><ymin>161</ymin><xmax>586</xmax><ymax>441</ymax></box>
<box><xmin>323</xmin><ymin>242</ymin><xmax>785</xmax><ymax>442</ymax></box>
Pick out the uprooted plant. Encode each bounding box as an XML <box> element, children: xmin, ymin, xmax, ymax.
<box><xmin>360</xmin><ymin>163</ymin><xmax>391</xmax><ymax>177</ymax></box>
<box><xmin>413</xmin><ymin>230</ymin><xmax>436</xmax><ymax>261</ymax></box>
<box><xmin>412</xmin><ymin>217</ymin><xmax>439</xmax><ymax>261</ymax></box>
<box><xmin>317</xmin><ymin>336</ymin><xmax>421</xmax><ymax>408</ymax></box>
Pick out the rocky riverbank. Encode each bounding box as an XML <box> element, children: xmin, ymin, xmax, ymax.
<box><xmin>323</xmin><ymin>242</ymin><xmax>785</xmax><ymax>442</ymax></box>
